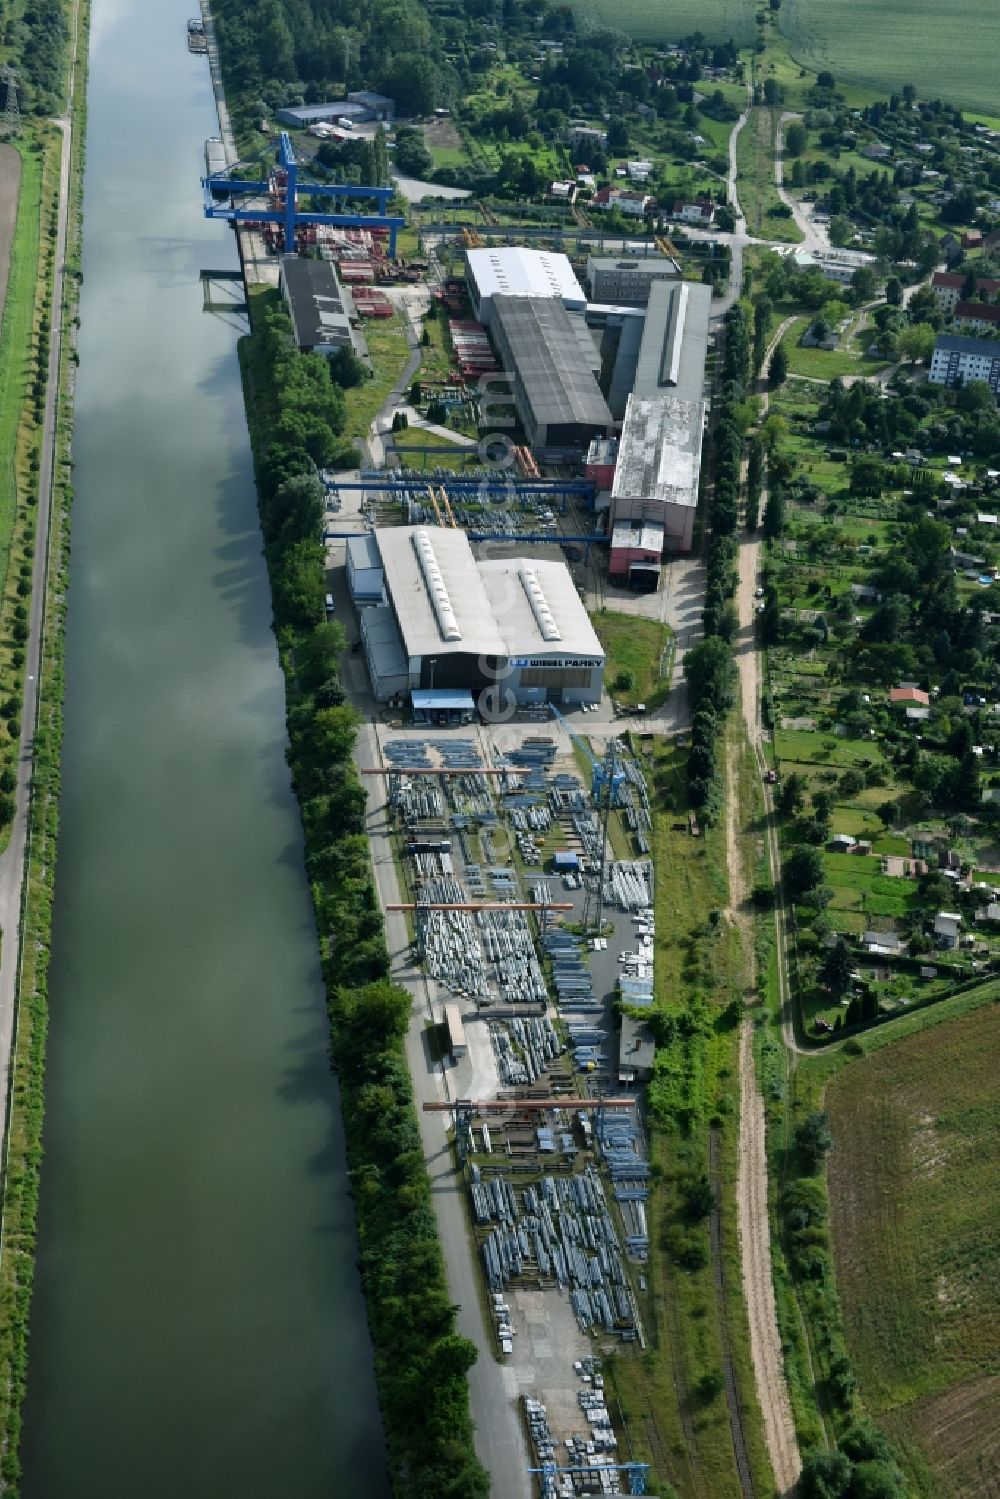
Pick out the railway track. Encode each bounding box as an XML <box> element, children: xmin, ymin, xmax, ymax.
<box><xmin>661</xmin><ymin>1284</ymin><xmax>707</xmax><ymax>1499</ymax></box>
<box><xmin>710</xmin><ymin>1126</ymin><xmax>756</xmax><ymax>1499</ymax></box>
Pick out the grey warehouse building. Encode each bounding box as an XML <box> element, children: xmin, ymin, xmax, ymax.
<box><xmin>360</xmin><ymin>526</ymin><xmax>605</xmax><ymax>708</ymax></box>
<box><xmin>279</xmin><ymin>255</ymin><xmax>354</xmax><ymax>355</ymax></box>
<box><xmin>607</xmin><ymin>279</ymin><xmax>712</xmax><ymax>562</ymax></box>
<box><xmin>586</xmin><ymin>255</ymin><xmax>681</xmax><ymax>306</ymax></box>
<box><xmin>490</xmin><ymin>295</ymin><xmax>612</xmax><ymax>453</ymax></box>
<box><xmin>610</xmin><ymin>276</ymin><xmax>712</xmax><ymax>412</ymax></box>
<box><xmin>276</xmin><ymin>92</ymin><xmax>394</xmax><ymax>127</ymax></box>
<box><xmin>611</xmin><ymin>395</ymin><xmax>704</xmax><ymax>554</ymax></box>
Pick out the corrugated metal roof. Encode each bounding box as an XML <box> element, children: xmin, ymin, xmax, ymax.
<box><xmin>347</xmin><ymin>533</ymin><xmax>381</xmax><ymax>571</ymax></box>
<box><xmin>280</xmin><ymin>256</ymin><xmax>352</xmax><ymax>350</ymax></box>
<box><xmin>632</xmin><ymin>279</ymin><xmax>712</xmax><ymax>403</ymax></box>
<box><xmin>466</xmin><ymin>247</ymin><xmax>585</xmax><ymax>309</ymax></box>
<box><xmin>373</xmin><ymin>527</ymin><xmax>605</xmax><ymax>662</ymax></box>
<box><xmin>491</xmin><ymin>296</ymin><xmax>612</xmax><ymax>432</ymax></box>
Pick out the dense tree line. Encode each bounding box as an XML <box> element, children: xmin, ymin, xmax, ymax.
<box><xmin>331</xmin><ymin>982</ymin><xmax>489</xmax><ymax>1499</ymax></box>
<box><xmin>238</xmin><ymin>300</ymin><xmax>488</xmax><ymax>1497</ymax></box>
<box><xmin>683</xmin><ymin>303</ymin><xmax>749</xmax><ymax>817</ymax></box>
<box><xmin>5</xmin><ymin>0</ymin><xmax>68</xmax><ymax>114</ymax></box>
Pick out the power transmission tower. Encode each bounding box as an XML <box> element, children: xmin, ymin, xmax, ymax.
<box><xmin>1</xmin><ymin>67</ymin><xmax>19</xmax><ymax>138</ymax></box>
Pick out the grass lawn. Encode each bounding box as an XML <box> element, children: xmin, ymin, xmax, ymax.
<box><xmin>389</xmin><ymin>426</ymin><xmax>479</xmax><ymax>471</ymax></box>
<box><xmin>345</xmin><ymin>313</ymin><xmax>412</xmax><ymax>441</ymax></box>
<box><xmin>415</xmin><ymin>309</ymin><xmax>454</xmax><ymax>386</ymax></box>
<box><xmin>0</xmin><ymin>142</ymin><xmax>39</xmax><ymax>602</ymax></box>
<box><xmin>783</xmin><ymin>317</ymin><xmax>893</xmax><ymax>382</ymax></box>
<box><xmin>593</xmin><ymin>610</ymin><xmax>672</xmax><ymax>709</ymax></box>
<box><xmin>773</xmin><ymin>727</ymin><xmax>883</xmax><ymax>768</ymax></box>
<box><xmin>826</xmin><ymin>1001</ymin><xmax>1000</xmax><ymax>1494</ymax></box>
<box><xmin>735</xmin><ymin>106</ymin><xmax>801</xmax><ymax>244</ymax></box>
<box><xmin>823</xmin><ymin>852</ymin><xmax>917</xmax><ymax>920</ymax></box>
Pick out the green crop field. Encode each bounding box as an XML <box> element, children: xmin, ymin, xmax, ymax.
<box><xmin>782</xmin><ymin>0</ymin><xmax>1000</xmax><ymax>117</ymax></box>
<box><xmin>826</xmin><ymin>1002</ymin><xmax>1000</xmax><ymax>1496</ymax></box>
<box><xmin>570</xmin><ymin>0</ymin><xmax>754</xmax><ymax>44</ymax></box>
<box><xmin>570</xmin><ymin>0</ymin><xmax>998</xmax><ymax>118</ymax></box>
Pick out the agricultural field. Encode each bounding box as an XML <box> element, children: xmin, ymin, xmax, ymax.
<box><xmin>782</xmin><ymin>0</ymin><xmax>1000</xmax><ymax>119</ymax></box>
<box><xmin>825</xmin><ymin>1002</ymin><xmax>1000</xmax><ymax>1496</ymax></box>
<box><xmin>569</xmin><ymin>0</ymin><xmax>755</xmax><ymax>45</ymax></box>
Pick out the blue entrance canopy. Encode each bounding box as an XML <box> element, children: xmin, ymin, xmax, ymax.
<box><xmin>411</xmin><ymin>690</ymin><xmax>476</xmax><ymax>711</ymax></box>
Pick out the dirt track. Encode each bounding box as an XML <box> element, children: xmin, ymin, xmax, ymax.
<box><xmin>725</xmin><ymin>318</ymin><xmax>802</xmax><ymax>1496</ymax></box>
<box><xmin>0</xmin><ymin>143</ymin><xmax>22</xmax><ymax>332</ymax></box>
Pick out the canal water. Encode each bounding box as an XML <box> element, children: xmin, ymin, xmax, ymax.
<box><xmin>20</xmin><ymin>2</ymin><xmax>388</xmax><ymax>1495</ymax></box>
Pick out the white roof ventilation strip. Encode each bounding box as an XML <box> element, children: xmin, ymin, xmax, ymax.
<box><xmin>519</xmin><ymin>567</ymin><xmax>562</xmax><ymax>642</ymax></box>
<box><xmin>412</xmin><ymin>529</ymin><xmax>462</xmax><ymax>642</ymax></box>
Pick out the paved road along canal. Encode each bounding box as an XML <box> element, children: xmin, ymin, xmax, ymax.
<box><xmin>20</xmin><ymin>2</ymin><xmax>388</xmax><ymax>1494</ymax></box>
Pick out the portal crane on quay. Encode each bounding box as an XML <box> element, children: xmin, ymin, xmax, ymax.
<box><xmin>201</xmin><ymin>131</ymin><xmax>406</xmax><ymax>254</ymax></box>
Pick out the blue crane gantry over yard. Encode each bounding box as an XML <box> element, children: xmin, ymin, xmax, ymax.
<box><xmin>201</xmin><ymin>131</ymin><xmax>406</xmax><ymax>253</ymax></box>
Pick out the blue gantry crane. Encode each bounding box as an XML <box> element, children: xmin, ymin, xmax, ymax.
<box><xmin>201</xmin><ymin>131</ymin><xmax>406</xmax><ymax>254</ymax></box>
<box><xmin>528</xmin><ymin>1461</ymin><xmax>650</xmax><ymax>1495</ymax></box>
<box><xmin>549</xmin><ymin>704</ymin><xmax>626</xmax><ymax>806</ymax></box>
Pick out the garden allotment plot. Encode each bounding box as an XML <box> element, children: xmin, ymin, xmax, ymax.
<box><xmin>782</xmin><ymin>0</ymin><xmax>1000</xmax><ymax>118</ymax></box>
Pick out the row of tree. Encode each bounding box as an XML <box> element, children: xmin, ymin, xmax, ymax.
<box><xmin>684</xmin><ymin>303</ymin><xmax>750</xmax><ymax>816</ymax></box>
<box><xmin>330</xmin><ymin>981</ymin><xmax>489</xmax><ymax>1499</ymax></box>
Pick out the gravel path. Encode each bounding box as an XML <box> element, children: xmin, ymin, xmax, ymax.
<box><xmin>0</xmin><ymin>0</ymin><xmax>80</xmax><ymax>1198</ymax></box>
<box><xmin>725</xmin><ymin>317</ymin><xmax>803</xmax><ymax>1495</ymax></box>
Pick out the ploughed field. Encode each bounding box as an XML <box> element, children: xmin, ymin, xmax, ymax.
<box><xmin>826</xmin><ymin>1004</ymin><xmax>1000</xmax><ymax>1498</ymax></box>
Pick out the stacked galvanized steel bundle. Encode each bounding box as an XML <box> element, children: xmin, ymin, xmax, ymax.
<box><xmin>476</xmin><ymin>1169</ymin><xmax>638</xmax><ymax>1339</ymax></box>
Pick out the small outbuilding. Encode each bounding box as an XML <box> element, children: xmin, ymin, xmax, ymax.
<box><xmin>934</xmin><ymin>911</ymin><xmax>961</xmax><ymax>948</ymax></box>
<box><xmin>890</xmin><ymin>685</ymin><xmax>930</xmax><ymax>707</ymax></box>
<box><xmin>346</xmin><ymin>533</ymin><xmax>384</xmax><ymax>602</ymax></box>
<box><xmin>618</xmin><ymin>1012</ymin><xmax>655</xmax><ymax>1083</ymax></box>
